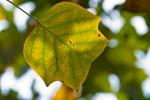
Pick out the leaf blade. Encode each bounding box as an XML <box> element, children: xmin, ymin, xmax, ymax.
<box><xmin>24</xmin><ymin>2</ymin><xmax>108</xmax><ymax>90</ymax></box>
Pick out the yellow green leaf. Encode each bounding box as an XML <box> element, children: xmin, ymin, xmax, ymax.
<box><xmin>52</xmin><ymin>84</ymin><xmax>77</xmax><ymax>100</ymax></box>
<box><xmin>23</xmin><ymin>2</ymin><xmax>108</xmax><ymax>90</ymax></box>
<box><xmin>0</xmin><ymin>7</ymin><xmax>4</xmax><ymax>20</ymax></box>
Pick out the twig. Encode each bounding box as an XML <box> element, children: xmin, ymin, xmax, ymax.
<box><xmin>6</xmin><ymin>0</ymin><xmax>42</xmax><ymax>26</ymax></box>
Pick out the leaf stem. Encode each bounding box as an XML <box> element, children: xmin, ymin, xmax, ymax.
<box><xmin>6</xmin><ymin>0</ymin><xmax>57</xmax><ymax>37</ymax></box>
<box><xmin>6</xmin><ymin>0</ymin><xmax>42</xmax><ymax>26</ymax></box>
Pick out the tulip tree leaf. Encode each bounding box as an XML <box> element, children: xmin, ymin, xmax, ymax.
<box><xmin>23</xmin><ymin>2</ymin><xmax>108</xmax><ymax>90</ymax></box>
<box><xmin>0</xmin><ymin>7</ymin><xmax>4</xmax><ymax>20</ymax></box>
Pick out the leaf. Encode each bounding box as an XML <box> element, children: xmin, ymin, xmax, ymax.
<box><xmin>123</xmin><ymin>0</ymin><xmax>150</xmax><ymax>15</ymax></box>
<box><xmin>52</xmin><ymin>84</ymin><xmax>77</xmax><ymax>100</ymax></box>
<box><xmin>0</xmin><ymin>7</ymin><xmax>4</xmax><ymax>20</ymax></box>
<box><xmin>23</xmin><ymin>2</ymin><xmax>108</xmax><ymax>90</ymax></box>
<box><xmin>0</xmin><ymin>26</ymin><xmax>24</xmax><ymax>74</ymax></box>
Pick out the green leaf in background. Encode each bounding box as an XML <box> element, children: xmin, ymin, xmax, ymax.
<box><xmin>0</xmin><ymin>7</ymin><xmax>4</xmax><ymax>20</ymax></box>
<box><xmin>23</xmin><ymin>2</ymin><xmax>108</xmax><ymax>90</ymax></box>
<box><xmin>0</xmin><ymin>25</ymin><xmax>24</xmax><ymax>74</ymax></box>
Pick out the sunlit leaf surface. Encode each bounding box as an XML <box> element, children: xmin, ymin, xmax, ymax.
<box><xmin>24</xmin><ymin>2</ymin><xmax>108</xmax><ymax>90</ymax></box>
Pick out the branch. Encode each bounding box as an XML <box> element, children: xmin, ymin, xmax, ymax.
<box><xmin>6</xmin><ymin>0</ymin><xmax>42</xmax><ymax>26</ymax></box>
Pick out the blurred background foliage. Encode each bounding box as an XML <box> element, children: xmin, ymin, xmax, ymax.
<box><xmin>0</xmin><ymin>0</ymin><xmax>150</xmax><ymax>100</ymax></box>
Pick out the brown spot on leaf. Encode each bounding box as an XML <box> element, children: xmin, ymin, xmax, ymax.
<box><xmin>69</xmin><ymin>40</ymin><xmax>75</xmax><ymax>47</ymax></box>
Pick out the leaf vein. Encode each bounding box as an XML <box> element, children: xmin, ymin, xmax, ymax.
<box><xmin>42</xmin><ymin>31</ymin><xmax>47</xmax><ymax>81</ymax></box>
<box><xmin>47</xmin><ymin>17</ymin><xmax>94</xmax><ymax>29</ymax></box>
<box><xmin>41</xmin><ymin>9</ymin><xmax>73</xmax><ymax>23</ymax></box>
